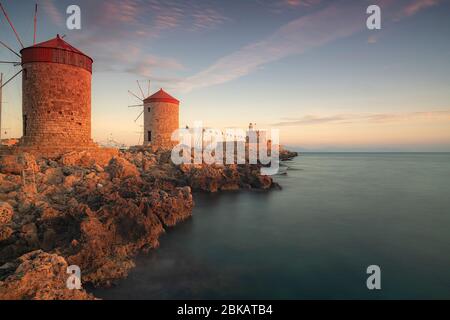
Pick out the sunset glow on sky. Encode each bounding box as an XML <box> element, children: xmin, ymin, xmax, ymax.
<box><xmin>1</xmin><ymin>0</ymin><xmax>449</xmax><ymax>151</ymax></box>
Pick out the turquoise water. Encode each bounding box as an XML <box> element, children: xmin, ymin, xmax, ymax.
<box><xmin>93</xmin><ymin>153</ymin><xmax>450</xmax><ymax>299</ymax></box>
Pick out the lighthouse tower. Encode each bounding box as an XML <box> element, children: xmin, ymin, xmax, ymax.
<box><xmin>143</xmin><ymin>89</ymin><xmax>179</xmax><ymax>150</ymax></box>
<box><xmin>19</xmin><ymin>35</ymin><xmax>95</xmax><ymax>151</ymax></box>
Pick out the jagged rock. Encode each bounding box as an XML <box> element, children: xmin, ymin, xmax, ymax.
<box><xmin>279</xmin><ymin>147</ymin><xmax>299</xmax><ymax>161</ymax></box>
<box><xmin>143</xmin><ymin>156</ymin><xmax>157</xmax><ymax>171</ymax></box>
<box><xmin>252</xmin><ymin>174</ymin><xmax>273</xmax><ymax>189</ymax></box>
<box><xmin>149</xmin><ymin>187</ymin><xmax>194</xmax><ymax>227</ymax></box>
<box><xmin>63</xmin><ymin>175</ymin><xmax>81</xmax><ymax>189</ymax></box>
<box><xmin>20</xmin><ymin>153</ymin><xmax>38</xmax><ymax>170</ymax></box>
<box><xmin>16</xmin><ymin>198</ymin><xmax>33</xmax><ymax>215</ymax></box>
<box><xmin>0</xmin><ymin>202</ymin><xmax>14</xmax><ymax>224</ymax></box>
<box><xmin>93</xmin><ymin>164</ymin><xmax>104</xmax><ymax>173</ymax></box>
<box><xmin>0</xmin><ymin>155</ymin><xmax>23</xmax><ymax>175</ymax></box>
<box><xmin>106</xmin><ymin>157</ymin><xmax>140</xmax><ymax>180</ymax></box>
<box><xmin>0</xmin><ymin>180</ymin><xmax>19</xmax><ymax>194</ymax></box>
<box><xmin>181</xmin><ymin>164</ymin><xmax>223</xmax><ymax>192</ymax></box>
<box><xmin>42</xmin><ymin>168</ymin><xmax>64</xmax><ymax>185</ymax></box>
<box><xmin>59</xmin><ymin>150</ymin><xmax>117</xmax><ymax>168</ymax></box>
<box><xmin>0</xmin><ymin>227</ymin><xmax>13</xmax><ymax>242</ymax></box>
<box><xmin>60</xmin><ymin>151</ymin><xmax>91</xmax><ymax>167</ymax></box>
<box><xmin>66</xmin><ymin>200</ymin><xmax>166</xmax><ymax>287</ymax></box>
<box><xmin>0</xmin><ymin>261</ymin><xmax>16</xmax><ymax>279</ymax></box>
<box><xmin>0</xmin><ymin>153</ymin><xmax>38</xmax><ymax>176</ymax></box>
<box><xmin>21</xmin><ymin>223</ymin><xmax>39</xmax><ymax>247</ymax></box>
<box><xmin>0</xmin><ymin>250</ymin><xmax>95</xmax><ymax>300</ymax></box>
<box><xmin>179</xmin><ymin>163</ymin><xmax>275</xmax><ymax>192</ymax></box>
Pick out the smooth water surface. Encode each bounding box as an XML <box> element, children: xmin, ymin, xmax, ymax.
<box><xmin>93</xmin><ymin>153</ymin><xmax>450</xmax><ymax>299</ymax></box>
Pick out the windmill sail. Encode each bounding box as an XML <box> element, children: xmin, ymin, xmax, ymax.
<box><xmin>0</xmin><ymin>2</ymin><xmax>25</xmax><ymax>48</ymax></box>
<box><xmin>137</xmin><ymin>80</ymin><xmax>145</xmax><ymax>99</ymax></box>
<box><xmin>0</xmin><ymin>69</ymin><xmax>22</xmax><ymax>90</ymax></box>
<box><xmin>0</xmin><ymin>40</ymin><xmax>21</xmax><ymax>58</ymax></box>
<box><xmin>33</xmin><ymin>4</ymin><xmax>38</xmax><ymax>45</ymax></box>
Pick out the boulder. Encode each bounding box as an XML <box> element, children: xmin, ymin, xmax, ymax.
<box><xmin>60</xmin><ymin>151</ymin><xmax>91</xmax><ymax>167</ymax></box>
<box><xmin>21</xmin><ymin>223</ymin><xmax>39</xmax><ymax>247</ymax></box>
<box><xmin>106</xmin><ymin>157</ymin><xmax>140</xmax><ymax>180</ymax></box>
<box><xmin>63</xmin><ymin>175</ymin><xmax>81</xmax><ymax>189</ymax></box>
<box><xmin>0</xmin><ymin>202</ymin><xmax>14</xmax><ymax>224</ymax></box>
<box><xmin>149</xmin><ymin>187</ymin><xmax>194</xmax><ymax>227</ymax></box>
<box><xmin>0</xmin><ymin>155</ymin><xmax>23</xmax><ymax>175</ymax></box>
<box><xmin>0</xmin><ymin>250</ymin><xmax>95</xmax><ymax>300</ymax></box>
<box><xmin>0</xmin><ymin>180</ymin><xmax>19</xmax><ymax>194</ymax></box>
<box><xmin>0</xmin><ymin>227</ymin><xmax>13</xmax><ymax>242</ymax></box>
<box><xmin>42</xmin><ymin>168</ymin><xmax>64</xmax><ymax>185</ymax></box>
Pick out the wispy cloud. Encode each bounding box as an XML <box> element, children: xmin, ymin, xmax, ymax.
<box><xmin>125</xmin><ymin>55</ymin><xmax>185</xmax><ymax>77</ymax></box>
<box><xmin>40</xmin><ymin>0</ymin><xmax>64</xmax><ymax>25</ymax></box>
<box><xmin>40</xmin><ymin>0</ymin><xmax>229</xmax><ymax>76</ymax></box>
<box><xmin>191</xmin><ymin>8</ymin><xmax>230</xmax><ymax>30</ymax></box>
<box><xmin>40</xmin><ymin>0</ymin><xmax>444</xmax><ymax>90</ymax></box>
<box><xmin>367</xmin><ymin>35</ymin><xmax>378</xmax><ymax>44</ymax></box>
<box><xmin>174</xmin><ymin>0</ymin><xmax>444</xmax><ymax>92</ymax></box>
<box><xmin>176</xmin><ymin>1</ymin><xmax>364</xmax><ymax>92</ymax></box>
<box><xmin>256</xmin><ymin>0</ymin><xmax>322</xmax><ymax>14</ymax></box>
<box><xmin>284</xmin><ymin>0</ymin><xmax>322</xmax><ymax>7</ymax></box>
<box><xmin>272</xmin><ymin>110</ymin><xmax>450</xmax><ymax>126</ymax></box>
<box><xmin>402</xmin><ymin>0</ymin><xmax>441</xmax><ymax>17</ymax></box>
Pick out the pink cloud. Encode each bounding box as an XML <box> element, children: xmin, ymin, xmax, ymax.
<box><xmin>154</xmin><ymin>14</ymin><xmax>181</xmax><ymax>30</ymax></box>
<box><xmin>126</xmin><ymin>55</ymin><xmax>185</xmax><ymax>77</ymax></box>
<box><xmin>41</xmin><ymin>0</ymin><xmax>64</xmax><ymax>25</ymax></box>
<box><xmin>285</xmin><ymin>0</ymin><xmax>321</xmax><ymax>7</ymax></box>
<box><xmin>403</xmin><ymin>0</ymin><xmax>441</xmax><ymax>16</ymax></box>
<box><xmin>367</xmin><ymin>35</ymin><xmax>378</xmax><ymax>44</ymax></box>
<box><xmin>178</xmin><ymin>2</ymin><xmax>364</xmax><ymax>92</ymax></box>
<box><xmin>191</xmin><ymin>8</ymin><xmax>230</xmax><ymax>30</ymax></box>
<box><xmin>54</xmin><ymin>0</ymin><xmax>230</xmax><ymax>76</ymax></box>
<box><xmin>257</xmin><ymin>0</ymin><xmax>322</xmax><ymax>14</ymax></box>
<box><xmin>102</xmin><ymin>1</ymin><xmax>141</xmax><ymax>23</ymax></box>
<box><xmin>273</xmin><ymin>110</ymin><xmax>450</xmax><ymax>126</ymax></box>
<box><xmin>175</xmin><ymin>0</ymin><xmax>445</xmax><ymax>92</ymax></box>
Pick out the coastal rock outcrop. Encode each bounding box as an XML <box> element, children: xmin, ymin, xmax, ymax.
<box><xmin>0</xmin><ymin>147</ymin><xmax>290</xmax><ymax>299</ymax></box>
<box><xmin>179</xmin><ymin>163</ymin><xmax>277</xmax><ymax>192</ymax></box>
<box><xmin>279</xmin><ymin>147</ymin><xmax>299</xmax><ymax>161</ymax></box>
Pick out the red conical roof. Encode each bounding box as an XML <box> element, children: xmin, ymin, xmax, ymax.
<box><xmin>31</xmin><ymin>34</ymin><xmax>88</xmax><ymax>56</ymax></box>
<box><xmin>21</xmin><ymin>35</ymin><xmax>93</xmax><ymax>73</ymax></box>
<box><xmin>144</xmin><ymin>89</ymin><xmax>179</xmax><ymax>104</ymax></box>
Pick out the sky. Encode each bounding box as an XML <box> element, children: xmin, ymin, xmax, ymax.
<box><xmin>1</xmin><ymin>0</ymin><xmax>449</xmax><ymax>151</ymax></box>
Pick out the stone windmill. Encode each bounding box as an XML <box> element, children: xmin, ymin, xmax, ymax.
<box><xmin>0</xmin><ymin>2</ymin><xmax>97</xmax><ymax>156</ymax></box>
<box><xmin>128</xmin><ymin>81</ymin><xmax>180</xmax><ymax>150</ymax></box>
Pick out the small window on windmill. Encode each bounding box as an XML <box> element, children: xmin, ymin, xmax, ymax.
<box><xmin>23</xmin><ymin>68</ymin><xmax>28</xmax><ymax>80</ymax></box>
<box><xmin>148</xmin><ymin>131</ymin><xmax>152</xmax><ymax>142</ymax></box>
<box><xmin>148</xmin><ymin>107</ymin><xmax>151</xmax><ymax>113</ymax></box>
<box><xmin>23</xmin><ymin>115</ymin><xmax>28</xmax><ymax>136</ymax></box>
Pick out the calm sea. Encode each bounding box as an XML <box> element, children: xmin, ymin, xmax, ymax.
<box><xmin>92</xmin><ymin>153</ymin><xmax>450</xmax><ymax>299</ymax></box>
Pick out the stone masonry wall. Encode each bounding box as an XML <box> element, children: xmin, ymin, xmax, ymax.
<box><xmin>143</xmin><ymin>101</ymin><xmax>179</xmax><ymax>150</ymax></box>
<box><xmin>21</xmin><ymin>62</ymin><xmax>94</xmax><ymax>148</ymax></box>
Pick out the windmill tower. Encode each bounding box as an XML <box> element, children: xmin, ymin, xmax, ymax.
<box><xmin>0</xmin><ymin>3</ymin><xmax>97</xmax><ymax>155</ymax></box>
<box><xmin>128</xmin><ymin>81</ymin><xmax>180</xmax><ymax>150</ymax></box>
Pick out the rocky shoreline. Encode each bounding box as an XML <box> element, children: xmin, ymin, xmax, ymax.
<box><xmin>0</xmin><ymin>148</ymin><xmax>293</xmax><ymax>300</ymax></box>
